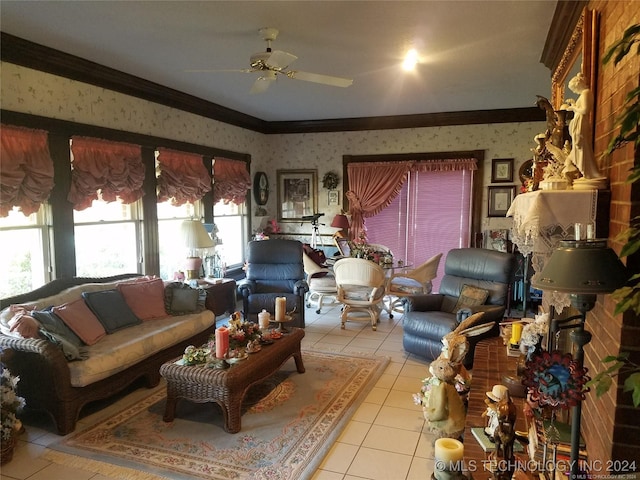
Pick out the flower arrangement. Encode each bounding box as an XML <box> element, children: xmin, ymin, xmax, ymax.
<box><xmin>520</xmin><ymin>313</ymin><xmax>549</xmax><ymax>360</ymax></box>
<box><xmin>349</xmin><ymin>242</ymin><xmax>393</xmax><ymax>265</ymax></box>
<box><xmin>322</xmin><ymin>171</ymin><xmax>339</xmax><ymax>190</ymax></box>
<box><xmin>208</xmin><ymin>312</ymin><xmax>261</xmax><ymax>354</ymax></box>
<box><xmin>1</xmin><ymin>350</ymin><xmax>25</xmax><ymax>443</ymax></box>
<box><xmin>412</xmin><ymin>373</ymin><xmax>470</xmax><ymax>409</ymax></box>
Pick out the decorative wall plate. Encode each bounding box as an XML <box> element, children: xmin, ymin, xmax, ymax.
<box><xmin>522</xmin><ymin>350</ymin><xmax>590</xmax><ymax>409</ymax></box>
<box><xmin>253</xmin><ymin>171</ymin><xmax>269</xmax><ymax>206</ymax></box>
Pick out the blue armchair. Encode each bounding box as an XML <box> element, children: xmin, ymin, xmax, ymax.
<box><xmin>402</xmin><ymin>248</ymin><xmax>516</xmax><ymax>368</ymax></box>
<box><xmin>238</xmin><ymin>240</ymin><xmax>309</xmax><ymax>327</ymax></box>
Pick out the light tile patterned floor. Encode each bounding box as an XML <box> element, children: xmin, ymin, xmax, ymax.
<box><xmin>0</xmin><ymin>302</ymin><xmax>439</xmax><ymax>480</ymax></box>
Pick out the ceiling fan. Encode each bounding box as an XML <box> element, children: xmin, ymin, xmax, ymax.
<box><xmin>189</xmin><ymin>27</ymin><xmax>353</xmax><ymax>94</ymax></box>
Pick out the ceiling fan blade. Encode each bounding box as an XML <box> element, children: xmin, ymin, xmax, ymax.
<box><xmin>267</xmin><ymin>50</ymin><xmax>297</xmax><ymax>70</ymax></box>
<box><xmin>286</xmin><ymin>70</ymin><xmax>353</xmax><ymax>87</ymax></box>
<box><xmin>250</xmin><ymin>72</ymin><xmax>276</xmax><ymax>94</ymax></box>
<box><xmin>185</xmin><ymin>68</ymin><xmax>255</xmax><ymax>73</ymax></box>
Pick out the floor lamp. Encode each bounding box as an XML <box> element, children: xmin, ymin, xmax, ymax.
<box><xmin>532</xmin><ymin>239</ymin><xmax>627</xmax><ymax>480</ymax></box>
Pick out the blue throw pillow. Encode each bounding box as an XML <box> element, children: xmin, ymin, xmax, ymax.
<box><xmin>32</xmin><ymin>306</ymin><xmax>83</xmax><ymax>347</ymax></box>
<box><xmin>82</xmin><ymin>289</ymin><xmax>141</xmax><ymax>334</ymax></box>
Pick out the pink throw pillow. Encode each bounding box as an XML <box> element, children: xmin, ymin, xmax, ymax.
<box><xmin>53</xmin><ymin>299</ymin><xmax>106</xmax><ymax>345</ymax></box>
<box><xmin>117</xmin><ymin>277</ymin><xmax>168</xmax><ymax>321</ymax></box>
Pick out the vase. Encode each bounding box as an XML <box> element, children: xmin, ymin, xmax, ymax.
<box><xmin>1</xmin><ymin>432</ymin><xmax>16</xmax><ymax>465</ymax></box>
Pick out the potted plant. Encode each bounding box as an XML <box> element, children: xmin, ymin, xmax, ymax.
<box><xmin>1</xmin><ymin>348</ymin><xmax>25</xmax><ymax>464</ymax></box>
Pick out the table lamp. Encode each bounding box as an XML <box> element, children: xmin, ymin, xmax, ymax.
<box><xmin>181</xmin><ymin>219</ymin><xmax>215</xmax><ymax>280</ymax></box>
<box><xmin>532</xmin><ymin>239</ymin><xmax>627</xmax><ymax>479</ymax></box>
<box><xmin>331</xmin><ymin>214</ymin><xmax>350</xmax><ymax>239</ymax></box>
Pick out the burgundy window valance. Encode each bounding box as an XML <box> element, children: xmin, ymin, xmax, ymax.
<box><xmin>156</xmin><ymin>147</ymin><xmax>211</xmax><ymax>206</ymax></box>
<box><xmin>0</xmin><ymin>124</ymin><xmax>54</xmax><ymax>217</ymax></box>
<box><xmin>68</xmin><ymin>136</ymin><xmax>144</xmax><ymax>211</ymax></box>
<box><xmin>212</xmin><ymin>157</ymin><xmax>251</xmax><ymax>205</ymax></box>
<box><xmin>346</xmin><ymin>158</ymin><xmax>477</xmax><ymax>241</ymax></box>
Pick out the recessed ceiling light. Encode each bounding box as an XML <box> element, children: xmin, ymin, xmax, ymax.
<box><xmin>402</xmin><ymin>49</ymin><xmax>419</xmax><ymax>71</ymax></box>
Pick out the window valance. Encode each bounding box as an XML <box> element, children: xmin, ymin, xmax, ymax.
<box><xmin>0</xmin><ymin>124</ymin><xmax>54</xmax><ymax>217</ymax></box>
<box><xmin>412</xmin><ymin>158</ymin><xmax>477</xmax><ymax>171</ymax></box>
<box><xmin>156</xmin><ymin>148</ymin><xmax>211</xmax><ymax>206</ymax></box>
<box><xmin>213</xmin><ymin>157</ymin><xmax>251</xmax><ymax>205</ymax></box>
<box><xmin>68</xmin><ymin>136</ymin><xmax>144</xmax><ymax>211</ymax></box>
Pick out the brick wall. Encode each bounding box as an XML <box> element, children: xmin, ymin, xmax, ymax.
<box><xmin>583</xmin><ymin>0</ymin><xmax>640</xmax><ymax>472</ymax></box>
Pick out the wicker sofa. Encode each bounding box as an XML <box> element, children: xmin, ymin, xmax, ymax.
<box><xmin>0</xmin><ymin>275</ymin><xmax>216</xmax><ymax>435</ymax></box>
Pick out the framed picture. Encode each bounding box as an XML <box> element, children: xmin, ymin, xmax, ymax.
<box><xmin>488</xmin><ymin>186</ymin><xmax>516</xmax><ymax>217</ymax></box>
<box><xmin>491</xmin><ymin>158</ymin><xmax>514</xmax><ymax>183</ymax></box>
<box><xmin>277</xmin><ymin>169</ymin><xmax>318</xmax><ymax>222</ymax></box>
<box><xmin>328</xmin><ymin>190</ymin><xmax>339</xmax><ymax>206</ymax></box>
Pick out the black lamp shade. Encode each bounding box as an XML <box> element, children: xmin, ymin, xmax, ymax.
<box><xmin>532</xmin><ymin>239</ymin><xmax>628</xmax><ymax>294</ymax></box>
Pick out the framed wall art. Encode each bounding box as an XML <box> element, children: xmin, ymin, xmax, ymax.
<box><xmin>491</xmin><ymin>158</ymin><xmax>514</xmax><ymax>183</ymax></box>
<box><xmin>277</xmin><ymin>169</ymin><xmax>318</xmax><ymax>222</ymax></box>
<box><xmin>488</xmin><ymin>186</ymin><xmax>516</xmax><ymax>217</ymax></box>
<box><xmin>328</xmin><ymin>190</ymin><xmax>339</xmax><ymax>206</ymax></box>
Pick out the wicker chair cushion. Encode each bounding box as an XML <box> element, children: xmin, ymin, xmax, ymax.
<box><xmin>389</xmin><ymin>277</ymin><xmax>423</xmax><ymax>294</ymax></box>
<box><xmin>117</xmin><ymin>278</ymin><xmax>168</xmax><ymax>321</ymax></box>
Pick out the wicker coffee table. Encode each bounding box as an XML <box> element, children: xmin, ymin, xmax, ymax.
<box><xmin>160</xmin><ymin>327</ymin><xmax>305</xmax><ymax>433</ymax></box>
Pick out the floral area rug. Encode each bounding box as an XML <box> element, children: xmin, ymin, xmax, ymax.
<box><xmin>45</xmin><ymin>350</ymin><xmax>389</xmax><ymax>480</ymax></box>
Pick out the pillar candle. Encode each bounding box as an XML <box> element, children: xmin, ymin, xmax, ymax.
<box><xmin>434</xmin><ymin>438</ymin><xmax>464</xmax><ymax>466</ymax></box>
<box><xmin>258</xmin><ymin>309</ymin><xmax>271</xmax><ymax>330</ymax></box>
<box><xmin>215</xmin><ymin>326</ymin><xmax>229</xmax><ymax>359</ymax></box>
<box><xmin>275</xmin><ymin>297</ymin><xmax>286</xmax><ymax>322</ymax></box>
<box><xmin>509</xmin><ymin>322</ymin><xmax>523</xmax><ymax>345</ymax></box>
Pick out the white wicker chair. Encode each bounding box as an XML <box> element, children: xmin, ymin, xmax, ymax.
<box><xmin>303</xmin><ymin>251</ymin><xmax>338</xmax><ymax>314</ymax></box>
<box><xmin>333</xmin><ymin>258</ymin><xmax>386</xmax><ymax>330</ymax></box>
<box><xmin>386</xmin><ymin>253</ymin><xmax>442</xmax><ymax>317</ymax></box>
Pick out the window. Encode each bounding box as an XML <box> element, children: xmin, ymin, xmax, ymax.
<box><xmin>365</xmin><ymin>169</ymin><xmax>473</xmax><ymax>292</ymax></box>
<box><xmin>157</xmin><ymin>201</ymin><xmax>201</xmax><ymax>280</ymax></box>
<box><xmin>73</xmin><ymin>200</ymin><xmax>142</xmax><ymax>277</ymax></box>
<box><xmin>0</xmin><ymin>206</ymin><xmax>52</xmax><ymax>297</ymax></box>
<box><xmin>214</xmin><ymin>200</ymin><xmax>249</xmax><ymax>270</ymax></box>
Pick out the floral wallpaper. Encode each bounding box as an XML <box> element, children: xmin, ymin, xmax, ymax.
<box><xmin>1</xmin><ymin>62</ymin><xmax>545</xmax><ymax>241</ymax></box>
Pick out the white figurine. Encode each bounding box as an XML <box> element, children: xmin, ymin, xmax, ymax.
<box><xmin>562</xmin><ymin>73</ymin><xmax>603</xmax><ymax>180</ymax></box>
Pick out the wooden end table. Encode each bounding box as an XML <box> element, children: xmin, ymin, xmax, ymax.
<box><xmin>160</xmin><ymin>327</ymin><xmax>305</xmax><ymax>433</ymax></box>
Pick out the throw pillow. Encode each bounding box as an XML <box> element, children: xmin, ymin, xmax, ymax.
<box><xmin>82</xmin><ymin>290</ymin><xmax>142</xmax><ymax>334</ymax></box>
<box><xmin>117</xmin><ymin>277</ymin><xmax>168</xmax><ymax>321</ymax></box>
<box><xmin>164</xmin><ymin>282</ymin><xmax>206</xmax><ymax>315</ymax></box>
<box><xmin>31</xmin><ymin>307</ymin><xmax>87</xmax><ymax>360</ymax></box>
<box><xmin>450</xmin><ymin>284</ymin><xmax>489</xmax><ymax>313</ymax></box>
<box><xmin>32</xmin><ymin>307</ymin><xmax>83</xmax><ymax>347</ymax></box>
<box><xmin>53</xmin><ymin>299</ymin><xmax>107</xmax><ymax>345</ymax></box>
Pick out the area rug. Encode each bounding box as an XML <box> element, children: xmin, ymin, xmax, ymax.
<box><xmin>45</xmin><ymin>350</ymin><xmax>389</xmax><ymax>480</ymax></box>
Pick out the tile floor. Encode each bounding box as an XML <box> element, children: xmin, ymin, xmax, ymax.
<box><xmin>0</xmin><ymin>301</ymin><xmax>439</xmax><ymax>480</ymax></box>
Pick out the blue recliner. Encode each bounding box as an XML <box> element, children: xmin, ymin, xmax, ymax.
<box><xmin>402</xmin><ymin>248</ymin><xmax>516</xmax><ymax>368</ymax></box>
<box><xmin>238</xmin><ymin>239</ymin><xmax>309</xmax><ymax>327</ymax></box>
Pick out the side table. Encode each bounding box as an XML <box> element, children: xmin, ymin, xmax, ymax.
<box><xmin>196</xmin><ymin>278</ymin><xmax>237</xmax><ymax>317</ymax></box>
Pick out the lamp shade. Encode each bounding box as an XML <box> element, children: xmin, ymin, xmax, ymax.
<box><xmin>532</xmin><ymin>239</ymin><xmax>628</xmax><ymax>294</ymax></box>
<box><xmin>181</xmin><ymin>220</ymin><xmax>215</xmax><ymax>250</ymax></box>
<box><xmin>331</xmin><ymin>214</ymin><xmax>350</xmax><ymax>229</ymax></box>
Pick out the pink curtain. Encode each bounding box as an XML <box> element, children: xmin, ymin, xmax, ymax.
<box><xmin>413</xmin><ymin>158</ymin><xmax>477</xmax><ymax>172</ymax></box>
<box><xmin>0</xmin><ymin>125</ymin><xmax>54</xmax><ymax>217</ymax></box>
<box><xmin>156</xmin><ymin>148</ymin><xmax>211</xmax><ymax>206</ymax></box>
<box><xmin>68</xmin><ymin>136</ymin><xmax>144</xmax><ymax>211</ymax></box>
<box><xmin>213</xmin><ymin>157</ymin><xmax>251</xmax><ymax>205</ymax></box>
<box><xmin>346</xmin><ymin>161</ymin><xmax>412</xmax><ymax>242</ymax></box>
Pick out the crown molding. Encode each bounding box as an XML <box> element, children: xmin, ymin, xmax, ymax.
<box><xmin>1</xmin><ymin>32</ymin><xmax>544</xmax><ymax>134</ymax></box>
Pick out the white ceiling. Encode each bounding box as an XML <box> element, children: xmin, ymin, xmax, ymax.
<box><xmin>0</xmin><ymin>1</ymin><xmax>557</xmax><ymax>122</ymax></box>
